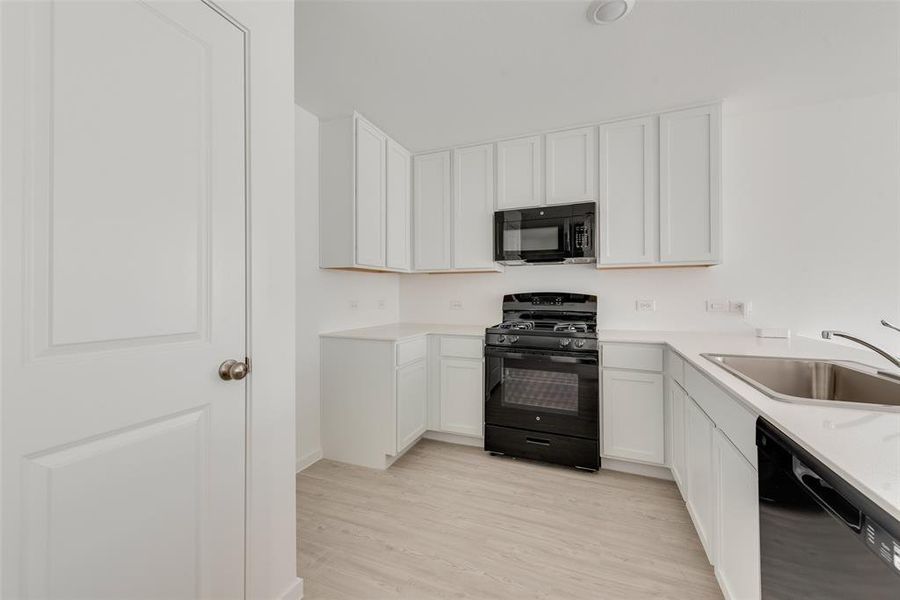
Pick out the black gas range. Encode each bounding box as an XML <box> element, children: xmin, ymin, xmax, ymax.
<box><xmin>483</xmin><ymin>293</ymin><xmax>600</xmax><ymax>471</ymax></box>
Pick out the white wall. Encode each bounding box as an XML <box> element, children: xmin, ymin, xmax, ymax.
<box><xmin>295</xmin><ymin>105</ymin><xmax>400</xmax><ymax>469</ymax></box>
<box><xmin>400</xmin><ymin>91</ymin><xmax>900</xmax><ymax>354</ymax></box>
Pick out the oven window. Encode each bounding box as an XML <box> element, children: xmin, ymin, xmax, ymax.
<box><xmin>502</xmin><ymin>368</ymin><xmax>579</xmax><ymax>414</ymax></box>
<box><xmin>503</xmin><ymin>225</ymin><xmax>561</xmax><ymax>253</ymax></box>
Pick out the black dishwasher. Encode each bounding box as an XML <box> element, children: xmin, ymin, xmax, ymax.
<box><xmin>757</xmin><ymin>418</ymin><xmax>900</xmax><ymax>599</ymax></box>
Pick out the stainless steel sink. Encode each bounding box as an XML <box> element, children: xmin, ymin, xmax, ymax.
<box><xmin>702</xmin><ymin>354</ymin><xmax>900</xmax><ymax>410</ymax></box>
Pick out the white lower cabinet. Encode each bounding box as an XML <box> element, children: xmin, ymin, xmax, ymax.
<box><xmin>685</xmin><ymin>396</ymin><xmax>717</xmax><ymax>563</ymax></box>
<box><xmin>669</xmin><ymin>381</ymin><xmax>688</xmax><ymax>492</ymax></box>
<box><xmin>322</xmin><ymin>333</ymin><xmax>485</xmax><ymax>468</ymax></box>
<box><xmin>715</xmin><ymin>429</ymin><xmax>761</xmax><ymax>600</ymax></box>
<box><xmin>396</xmin><ymin>359</ymin><xmax>427</xmax><ymax>453</ymax></box>
<box><xmin>439</xmin><ymin>357</ymin><xmax>484</xmax><ymax>437</ymax></box>
<box><xmin>602</xmin><ymin>369</ymin><xmax>665</xmax><ymax>464</ymax></box>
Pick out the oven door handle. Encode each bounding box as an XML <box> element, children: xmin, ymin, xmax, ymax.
<box><xmin>484</xmin><ymin>347</ymin><xmax>598</xmax><ymax>365</ymax></box>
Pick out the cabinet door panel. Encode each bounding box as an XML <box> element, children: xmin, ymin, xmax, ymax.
<box><xmin>602</xmin><ymin>370</ymin><xmax>664</xmax><ymax>464</ymax></box>
<box><xmin>670</xmin><ymin>383</ymin><xmax>688</xmax><ymax>493</ymax></box>
<box><xmin>715</xmin><ymin>429</ymin><xmax>760</xmax><ymax>600</ymax></box>
<box><xmin>397</xmin><ymin>360</ymin><xmax>427</xmax><ymax>453</ymax></box>
<box><xmin>546</xmin><ymin>126</ymin><xmax>596</xmax><ymax>205</ymax></box>
<box><xmin>386</xmin><ymin>139</ymin><xmax>411</xmax><ymax>270</ymax></box>
<box><xmin>685</xmin><ymin>396</ymin><xmax>716</xmax><ymax>563</ymax></box>
<box><xmin>355</xmin><ymin>117</ymin><xmax>386</xmax><ymax>267</ymax></box>
<box><xmin>413</xmin><ymin>151</ymin><xmax>452</xmax><ymax>270</ymax></box>
<box><xmin>453</xmin><ymin>144</ymin><xmax>495</xmax><ymax>269</ymax></box>
<box><xmin>496</xmin><ymin>136</ymin><xmax>542</xmax><ymax>209</ymax></box>
<box><xmin>598</xmin><ymin>117</ymin><xmax>657</xmax><ymax>265</ymax></box>
<box><xmin>439</xmin><ymin>358</ymin><xmax>484</xmax><ymax>437</ymax></box>
<box><xmin>659</xmin><ymin>104</ymin><xmax>721</xmax><ymax>264</ymax></box>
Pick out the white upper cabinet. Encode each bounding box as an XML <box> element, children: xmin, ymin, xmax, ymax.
<box><xmin>355</xmin><ymin>118</ymin><xmax>387</xmax><ymax>268</ymax></box>
<box><xmin>386</xmin><ymin>139</ymin><xmax>411</xmax><ymax>270</ymax></box>
<box><xmin>546</xmin><ymin>126</ymin><xmax>596</xmax><ymax>205</ymax></box>
<box><xmin>496</xmin><ymin>135</ymin><xmax>542</xmax><ymax>209</ymax></box>
<box><xmin>413</xmin><ymin>151</ymin><xmax>453</xmax><ymax>271</ymax></box>
<box><xmin>319</xmin><ymin>113</ymin><xmax>411</xmax><ymax>271</ymax></box>
<box><xmin>659</xmin><ymin>104</ymin><xmax>722</xmax><ymax>264</ymax></box>
<box><xmin>597</xmin><ymin>117</ymin><xmax>657</xmax><ymax>266</ymax></box>
<box><xmin>453</xmin><ymin>144</ymin><xmax>495</xmax><ymax>270</ymax></box>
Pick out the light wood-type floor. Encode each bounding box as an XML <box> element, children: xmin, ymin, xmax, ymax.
<box><xmin>297</xmin><ymin>439</ymin><xmax>722</xmax><ymax>600</ymax></box>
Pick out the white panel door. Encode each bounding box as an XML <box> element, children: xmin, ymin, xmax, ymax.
<box><xmin>685</xmin><ymin>396</ymin><xmax>717</xmax><ymax>564</ymax></box>
<box><xmin>602</xmin><ymin>370</ymin><xmax>665</xmax><ymax>464</ymax></box>
<box><xmin>670</xmin><ymin>382</ymin><xmax>688</xmax><ymax>493</ymax></box>
<box><xmin>453</xmin><ymin>144</ymin><xmax>495</xmax><ymax>269</ymax></box>
<box><xmin>355</xmin><ymin>117</ymin><xmax>387</xmax><ymax>268</ymax></box>
<box><xmin>386</xmin><ymin>139</ymin><xmax>411</xmax><ymax>271</ymax></box>
<box><xmin>413</xmin><ymin>151</ymin><xmax>452</xmax><ymax>271</ymax></box>
<box><xmin>715</xmin><ymin>429</ymin><xmax>761</xmax><ymax>600</ymax></box>
<box><xmin>597</xmin><ymin>117</ymin><xmax>657</xmax><ymax>265</ymax></box>
<box><xmin>659</xmin><ymin>104</ymin><xmax>722</xmax><ymax>264</ymax></box>
<box><xmin>496</xmin><ymin>135</ymin><xmax>542</xmax><ymax>209</ymax></box>
<box><xmin>546</xmin><ymin>126</ymin><xmax>596</xmax><ymax>205</ymax></box>
<box><xmin>2</xmin><ymin>2</ymin><xmax>247</xmax><ymax>598</ymax></box>
<box><xmin>439</xmin><ymin>358</ymin><xmax>484</xmax><ymax>437</ymax></box>
<box><xmin>396</xmin><ymin>359</ymin><xmax>427</xmax><ymax>453</ymax></box>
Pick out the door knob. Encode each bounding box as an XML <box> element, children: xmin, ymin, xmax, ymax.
<box><xmin>219</xmin><ymin>359</ymin><xmax>250</xmax><ymax>381</ymax></box>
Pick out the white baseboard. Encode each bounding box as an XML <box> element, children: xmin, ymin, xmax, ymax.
<box><xmin>422</xmin><ymin>430</ymin><xmax>484</xmax><ymax>448</ymax></box>
<box><xmin>601</xmin><ymin>457</ymin><xmax>674</xmax><ymax>481</ymax></box>
<box><xmin>295</xmin><ymin>449</ymin><xmax>323</xmax><ymax>473</ymax></box>
<box><xmin>278</xmin><ymin>577</ymin><xmax>303</xmax><ymax>600</ymax></box>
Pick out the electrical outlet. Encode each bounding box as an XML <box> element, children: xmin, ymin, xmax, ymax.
<box><xmin>706</xmin><ymin>299</ymin><xmax>729</xmax><ymax>313</ymax></box>
<box><xmin>349</xmin><ymin>299</ymin><xmax>359</xmax><ymax>310</ymax></box>
<box><xmin>730</xmin><ymin>300</ymin><xmax>752</xmax><ymax>318</ymax></box>
<box><xmin>377</xmin><ymin>299</ymin><xmax>386</xmax><ymax>310</ymax></box>
<box><xmin>635</xmin><ymin>299</ymin><xmax>656</xmax><ymax>312</ymax></box>
<box><xmin>449</xmin><ymin>300</ymin><xmax>463</xmax><ymax>310</ymax></box>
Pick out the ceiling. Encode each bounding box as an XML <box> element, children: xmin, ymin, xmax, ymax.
<box><xmin>295</xmin><ymin>1</ymin><xmax>900</xmax><ymax>152</ymax></box>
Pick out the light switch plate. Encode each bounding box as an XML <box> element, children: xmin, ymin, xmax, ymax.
<box><xmin>449</xmin><ymin>300</ymin><xmax>463</xmax><ymax>310</ymax></box>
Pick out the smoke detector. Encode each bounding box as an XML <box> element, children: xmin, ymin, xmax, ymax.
<box><xmin>586</xmin><ymin>0</ymin><xmax>635</xmax><ymax>25</ymax></box>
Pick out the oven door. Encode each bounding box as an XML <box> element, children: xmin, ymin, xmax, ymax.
<box><xmin>494</xmin><ymin>211</ymin><xmax>570</xmax><ymax>263</ymax></box>
<box><xmin>484</xmin><ymin>346</ymin><xmax>599</xmax><ymax>439</ymax></box>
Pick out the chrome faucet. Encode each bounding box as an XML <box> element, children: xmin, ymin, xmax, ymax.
<box><xmin>821</xmin><ymin>323</ymin><xmax>900</xmax><ymax>370</ymax></box>
<box><xmin>882</xmin><ymin>319</ymin><xmax>900</xmax><ymax>335</ymax></box>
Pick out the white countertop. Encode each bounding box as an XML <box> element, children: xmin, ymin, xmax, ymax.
<box><xmin>599</xmin><ymin>330</ymin><xmax>900</xmax><ymax>521</ymax></box>
<box><xmin>320</xmin><ymin>322</ymin><xmax>488</xmax><ymax>341</ymax></box>
<box><xmin>320</xmin><ymin>323</ymin><xmax>900</xmax><ymax>520</ymax></box>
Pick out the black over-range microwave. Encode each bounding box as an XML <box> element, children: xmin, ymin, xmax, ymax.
<box><xmin>494</xmin><ymin>202</ymin><xmax>596</xmax><ymax>265</ymax></box>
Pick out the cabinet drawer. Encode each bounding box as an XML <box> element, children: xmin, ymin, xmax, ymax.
<box><xmin>665</xmin><ymin>351</ymin><xmax>685</xmax><ymax>387</ymax></box>
<box><xmin>396</xmin><ymin>337</ymin><xmax>427</xmax><ymax>366</ymax></box>
<box><xmin>439</xmin><ymin>335</ymin><xmax>483</xmax><ymax>359</ymax></box>
<box><xmin>685</xmin><ymin>364</ymin><xmax>757</xmax><ymax>468</ymax></box>
<box><xmin>602</xmin><ymin>344</ymin><xmax>663</xmax><ymax>372</ymax></box>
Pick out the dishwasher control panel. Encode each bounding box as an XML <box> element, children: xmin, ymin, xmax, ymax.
<box><xmin>864</xmin><ymin>516</ymin><xmax>900</xmax><ymax>574</ymax></box>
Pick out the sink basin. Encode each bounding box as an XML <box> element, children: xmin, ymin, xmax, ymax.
<box><xmin>702</xmin><ymin>354</ymin><xmax>900</xmax><ymax>410</ymax></box>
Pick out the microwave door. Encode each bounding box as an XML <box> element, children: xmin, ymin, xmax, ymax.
<box><xmin>503</xmin><ymin>220</ymin><xmax>566</xmax><ymax>262</ymax></box>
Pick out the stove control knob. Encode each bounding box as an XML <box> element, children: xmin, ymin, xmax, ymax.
<box><xmin>560</xmin><ymin>338</ymin><xmax>571</xmax><ymax>347</ymax></box>
<box><xmin>510</xmin><ymin>336</ymin><xmax>519</xmax><ymax>343</ymax></box>
<box><xmin>574</xmin><ymin>339</ymin><xmax>585</xmax><ymax>349</ymax></box>
<box><xmin>498</xmin><ymin>335</ymin><xmax>507</xmax><ymax>343</ymax></box>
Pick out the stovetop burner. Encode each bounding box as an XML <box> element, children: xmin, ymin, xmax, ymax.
<box><xmin>554</xmin><ymin>322</ymin><xmax>589</xmax><ymax>333</ymax></box>
<box><xmin>498</xmin><ymin>320</ymin><xmax>535</xmax><ymax>331</ymax></box>
<box><xmin>486</xmin><ymin>292</ymin><xmax>599</xmax><ymax>352</ymax></box>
